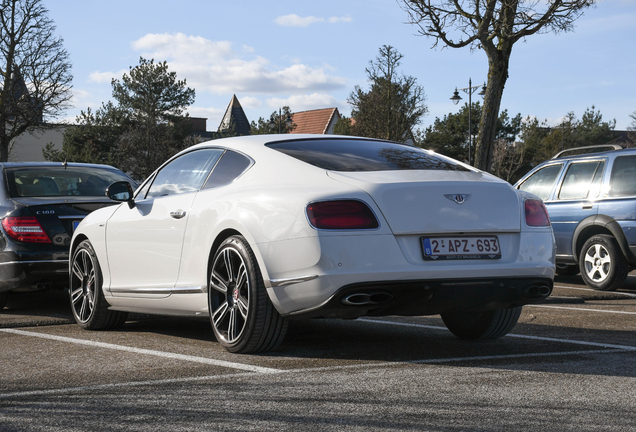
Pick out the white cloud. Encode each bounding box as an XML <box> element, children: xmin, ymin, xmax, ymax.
<box><xmin>328</xmin><ymin>16</ymin><xmax>352</xmax><ymax>23</ymax></box>
<box><xmin>68</xmin><ymin>88</ymin><xmax>102</xmax><ymax>116</ymax></box>
<box><xmin>274</xmin><ymin>14</ymin><xmax>323</xmax><ymax>27</ymax></box>
<box><xmin>239</xmin><ymin>96</ymin><xmax>262</xmax><ymax>109</ymax></box>
<box><xmin>70</xmin><ymin>88</ymin><xmax>91</xmax><ymax>105</ymax></box>
<box><xmin>87</xmin><ymin>69</ymin><xmax>128</xmax><ymax>83</ymax></box>
<box><xmin>125</xmin><ymin>33</ymin><xmax>345</xmax><ymax>95</ymax></box>
<box><xmin>266</xmin><ymin>93</ymin><xmax>345</xmax><ymax>112</ymax></box>
<box><xmin>274</xmin><ymin>14</ymin><xmax>352</xmax><ymax>27</ymax></box>
<box><xmin>186</xmin><ymin>106</ymin><xmax>224</xmax><ymax>118</ymax></box>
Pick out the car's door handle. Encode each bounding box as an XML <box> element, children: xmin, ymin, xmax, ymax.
<box><xmin>170</xmin><ymin>210</ymin><xmax>187</xmax><ymax>219</ymax></box>
<box><xmin>582</xmin><ymin>204</ymin><xmax>593</xmax><ymax>210</ymax></box>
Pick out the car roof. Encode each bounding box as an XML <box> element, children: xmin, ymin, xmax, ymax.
<box><xmin>538</xmin><ymin>147</ymin><xmax>636</xmax><ymax>166</ymax></box>
<box><xmin>0</xmin><ymin>161</ymin><xmax>120</xmax><ymax>170</ymax></box>
<box><xmin>188</xmin><ymin>134</ymin><xmax>380</xmax><ymax>151</ymax></box>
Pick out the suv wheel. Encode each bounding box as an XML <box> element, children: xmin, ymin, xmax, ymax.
<box><xmin>579</xmin><ymin>234</ymin><xmax>628</xmax><ymax>291</ymax></box>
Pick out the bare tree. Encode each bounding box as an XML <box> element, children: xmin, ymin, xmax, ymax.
<box><xmin>490</xmin><ymin>140</ymin><xmax>524</xmax><ymax>183</ymax></box>
<box><xmin>628</xmin><ymin>111</ymin><xmax>636</xmax><ymax>146</ymax></box>
<box><xmin>0</xmin><ymin>0</ymin><xmax>72</xmax><ymax>161</ymax></box>
<box><xmin>400</xmin><ymin>0</ymin><xmax>594</xmax><ymax>170</ymax></box>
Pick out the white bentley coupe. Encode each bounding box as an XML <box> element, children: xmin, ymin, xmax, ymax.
<box><xmin>69</xmin><ymin>135</ymin><xmax>555</xmax><ymax>353</ymax></box>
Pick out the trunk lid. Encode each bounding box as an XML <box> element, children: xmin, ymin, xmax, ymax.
<box><xmin>328</xmin><ymin>170</ymin><xmax>521</xmax><ymax>234</ymax></box>
<box><xmin>11</xmin><ymin>197</ymin><xmax>118</xmax><ymax>246</ymax></box>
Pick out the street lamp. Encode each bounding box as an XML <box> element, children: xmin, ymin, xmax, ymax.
<box><xmin>450</xmin><ymin>78</ymin><xmax>486</xmax><ymax>166</ymax></box>
<box><xmin>269</xmin><ymin>108</ymin><xmax>293</xmax><ymax>134</ymax></box>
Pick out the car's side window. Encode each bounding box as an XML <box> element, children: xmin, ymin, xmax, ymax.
<box><xmin>518</xmin><ymin>164</ymin><xmax>563</xmax><ymax>201</ymax></box>
<box><xmin>609</xmin><ymin>155</ymin><xmax>636</xmax><ymax>197</ymax></box>
<box><xmin>202</xmin><ymin>150</ymin><xmax>252</xmax><ymax>190</ymax></box>
<box><xmin>558</xmin><ymin>161</ymin><xmax>604</xmax><ymax>200</ymax></box>
<box><xmin>147</xmin><ymin>149</ymin><xmax>224</xmax><ymax>199</ymax></box>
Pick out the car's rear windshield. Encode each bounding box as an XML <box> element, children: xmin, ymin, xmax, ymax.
<box><xmin>267</xmin><ymin>139</ymin><xmax>469</xmax><ymax>172</ymax></box>
<box><xmin>4</xmin><ymin>166</ymin><xmax>135</xmax><ymax>198</ymax></box>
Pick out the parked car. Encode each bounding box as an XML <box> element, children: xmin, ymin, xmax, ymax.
<box><xmin>0</xmin><ymin>162</ymin><xmax>137</xmax><ymax>310</ymax></box>
<box><xmin>515</xmin><ymin>144</ymin><xmax>636</xmax><ymax>291</ymax></box>
<box><xmin>69</xmin><ymin>135</ymin><xmax>555</xmax><ymax>353</ymax></box>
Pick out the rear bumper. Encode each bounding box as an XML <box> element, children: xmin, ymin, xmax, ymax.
<box><xmin>0</xmin><ymin>258</ymin><xmax>69</xmax><ymax>292</ymax></box>
<box><xmin>283</xmin><ymin>277</ymin><xmax>553</xmax><ymax>319</ymax></box>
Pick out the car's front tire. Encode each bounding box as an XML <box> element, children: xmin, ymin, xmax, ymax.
<box><xmin>441</xmin><ymin>306</ymin><xmax>522</xmax><ymax>340</ymax></box>
<box><xmin>208</xmin><ymin>235</ymin><xmax>287</xmax><ymax>353</ymax></box>
<box><xmin>579</xmin><ymin>234</ymin><xmax>628</xmax><ymax>291</ymax></box>
<box><xmin>70</xmin><ymin>240</ymin><xmax>128</xmax><ymax>330</ymax></box>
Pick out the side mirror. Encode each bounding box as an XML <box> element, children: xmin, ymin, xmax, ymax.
<box><xmin>106</xmin><ymin>181</ymin><xmax>135</xmax><ymax>209</ymax></box>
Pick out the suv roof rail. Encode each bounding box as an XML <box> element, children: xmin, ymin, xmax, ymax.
<box><xmin>552</xmin><ymin>144</ymin><xmax>623</xmax><ymax>159</ymax></box>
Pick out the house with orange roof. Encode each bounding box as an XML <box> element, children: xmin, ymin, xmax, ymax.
<box><xmin>289</xmin><ymin>108</ymin><xmax>341</xmax><ymax>135</ymax></box>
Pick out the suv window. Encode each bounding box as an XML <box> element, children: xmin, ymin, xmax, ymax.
<box><xmin>518</xmin><ymin>164</ymin><xmax>563</xmax><ymax>200</ymax></box>
<box><xmin>609</xmin><ymin>155</ymin><xmax>636</xmax><ymax>197</ymax></box>
<box><xmin>147</xmin><ymin>149</ymin><xmax>223</xmax><ymax>199</ymax></box>
<box><xmin>558</xmin><ymin>161</ymin><xmax>605</xmax><ymax>200</ymax></box>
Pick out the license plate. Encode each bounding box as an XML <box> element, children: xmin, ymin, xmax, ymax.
<box><xmin>73</xmin><ymin>220</ymin><xmax>81</xmax><ymax>231</ymax></box>
<box><xmin>422</xmin><ymin>236</ymin><xmax>501</xmax><ymax>260</ymax></box>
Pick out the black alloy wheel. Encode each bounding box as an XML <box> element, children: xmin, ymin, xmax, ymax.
<box><xmin>208</xmin><ymin>236</ymin><xmax>287</xmax><ymax>353</ymax></box>
<box><xmin>70</xmin><ymin>240</ymin><xmax>127</xmax><ymax>330</ymax></box>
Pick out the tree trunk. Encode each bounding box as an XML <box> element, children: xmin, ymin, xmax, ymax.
<box><xmin>0</xmin><ymin>136</ymin><xmax>10</xmax><ymax>162</ymax></box>
<box><xmin>474</xmin><ymin>52</ymin><xmax>510</xmax><ymax>172</ymax></box>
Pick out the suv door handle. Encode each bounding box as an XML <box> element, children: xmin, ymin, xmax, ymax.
<box><xmin>170</xmin><ymin>210</ymin><xmax>186</xmax><ymax>219</ymax></box>
<box><xmin>582</xmin><ymin>204</ymin><xmax>593</xmax><ymax>210</ymax></box>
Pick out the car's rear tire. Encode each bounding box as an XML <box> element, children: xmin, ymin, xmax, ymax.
<box><xmin>208</xmin><ymin>235</ymin><xmax>287</xmax><ymax>353</ymax></box>
<box><xmin>0</xmin><ymin>291</ymin><xmax>8</xmax><ymax>311</ymax></box>
<box><xmin>70</xmin><ymin>240</ymin><xmax>128</xmax><ymax>330</ymax></box>
<box><xmin>555</xmin><ymin>263</ymin><xmax>580</xmax><ymax>276</ymax></box>
<box><xmin>441</xmin><ymin>306</ymin><xmax>522</xmax><ymax>340</ymax></box>
<box><xmin>579</xmin><ymin>234</ymin><xmax>628</xmax><ymax>291</ymax></box>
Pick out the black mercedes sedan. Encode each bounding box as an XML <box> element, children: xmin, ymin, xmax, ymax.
<box><xmin>0</xmin><ymin>162</ymin><xmax>136</xmax><ymax>310</ymax></box>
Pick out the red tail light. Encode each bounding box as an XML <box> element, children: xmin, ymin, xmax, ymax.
<box><xmin>1</xmin><ymin>217</ymin><xmax>52</xmax><ymax>243</ymax></box>
<box><xmin>524</xmin><ymin>199</ymin><xmax>551</xmax><ymax>227</ymax></box>
<box><xmin>306</xmin><ymin>200</ymin><xmax>379</xmax><ymax>230</ymax></box>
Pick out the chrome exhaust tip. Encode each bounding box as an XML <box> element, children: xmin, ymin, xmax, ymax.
<box><xmin>523</xmin><ymin>285</ymin><xmax>551</xmax><ymax>298</ymax></box>
<box><xmin>341</xmin><ymin>292</ymin><xmax>393</xmax><ymax>306</ymax></box>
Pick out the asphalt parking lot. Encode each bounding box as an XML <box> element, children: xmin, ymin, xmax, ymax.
<box><xmin>1</xmin><ymin>273</ymin><xmax>636</xmax><ymax>432</ymax></box>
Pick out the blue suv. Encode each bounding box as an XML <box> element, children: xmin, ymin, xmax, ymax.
<box><xmin>514</xmin><ymin>145</ymin><xmax>635</xmax><ymax>291</ymax></box>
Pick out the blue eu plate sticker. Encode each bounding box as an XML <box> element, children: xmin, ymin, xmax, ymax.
<box><xmin>423</xmin><ymin>238</ymin><xmax>432</xmax><ymax>256</ymax></box>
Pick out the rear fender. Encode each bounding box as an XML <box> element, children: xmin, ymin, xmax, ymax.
<box><xmin>572</xmin><ymin>215</ymin><xmax>636</xmax><ymax>265</ymax></box>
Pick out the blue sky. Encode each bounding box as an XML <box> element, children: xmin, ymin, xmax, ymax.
<box><xmin>46</xmin><ymin>0</ymin><xmax>636</xmax><ymax>133</ymax></box>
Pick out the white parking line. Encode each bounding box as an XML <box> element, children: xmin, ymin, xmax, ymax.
<box><xmin>0</xmin><ymin>372</ymin><xmax>256</xmax><ymax>400</ymax></box>
<box><xmin>553</xmin><ymin>285</ymin><xmax>636</xmax><ymax>298</ymax></box>
<box><xmin>0</xmin><ymin>328</ymin><xmax>281</xmax><ymax>374</ymax></box>
<box><xmin>528</xmin><ymin>304</ymin><xmax>636</xmax><ymax>315</ymax></box>
<box><xmin>3</xmin><ymin>318</ymin><xmax>636</xmax><ymax>401</ymax></box>
<box><xmin>0</xmin><ymin>348</ymin><xmax>630</xmax><ymax>400</ymax></box>
<box><xmin>357</xmin><ymin>318</ymin><xmax>636</xmax><ymax>351</ymax></box>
